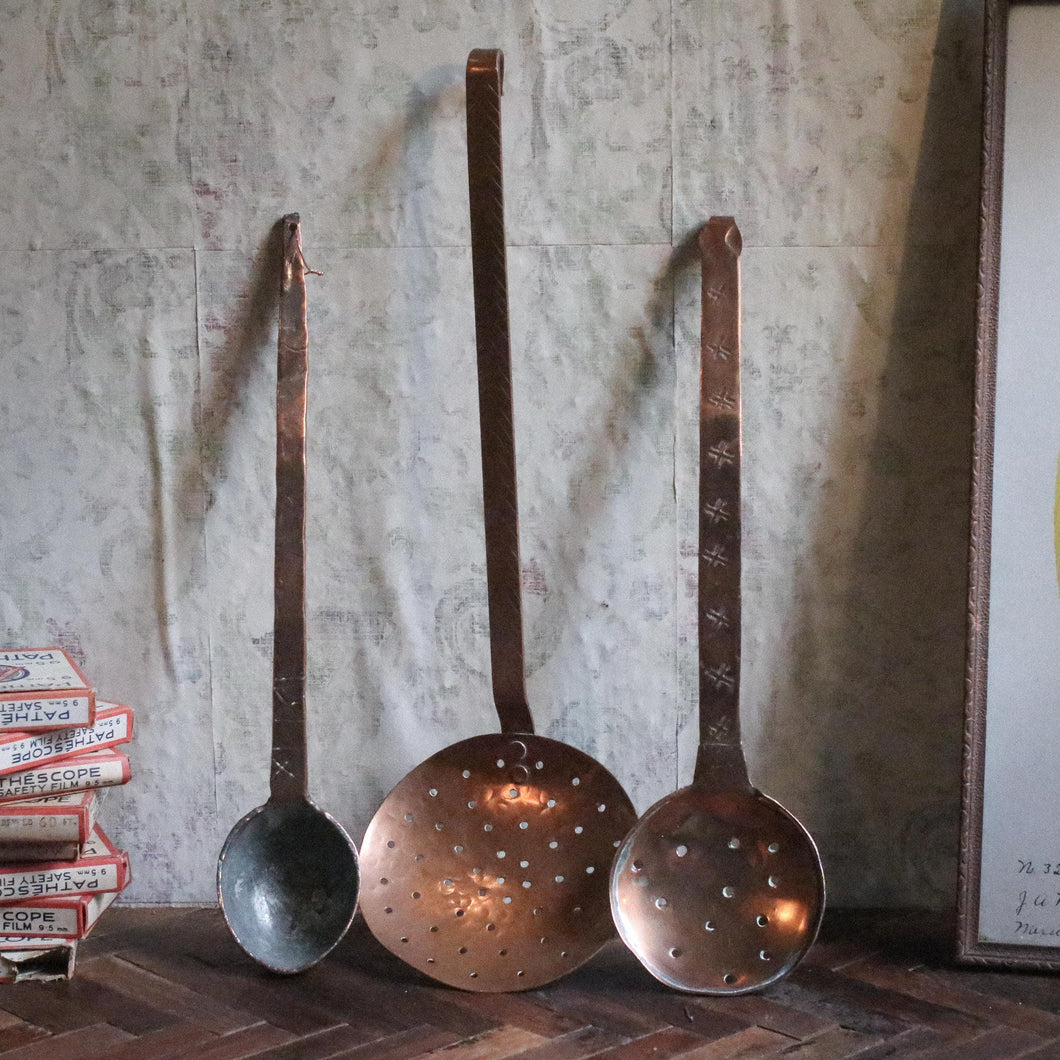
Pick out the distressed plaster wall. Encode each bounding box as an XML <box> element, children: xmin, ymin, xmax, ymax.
<box><xmin>0</xmin><ymin>0</ymin><xmax>981</xmax><ymax>907</ymax></box>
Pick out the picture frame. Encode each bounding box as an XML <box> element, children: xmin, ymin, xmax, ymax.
<box><xmin>958</xmin><ymin>0</ymin><xmax>1060</xmax><ymax>968</ymax></box>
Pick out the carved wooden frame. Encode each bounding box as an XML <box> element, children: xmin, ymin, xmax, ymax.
<box><xmin>957</xmin><ymin>0</ymin><xmax>1060</xmax><ymax>969</ymax></box>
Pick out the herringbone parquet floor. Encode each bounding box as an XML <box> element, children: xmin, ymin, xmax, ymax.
<box><xmin>0</xmin><ymin>908</ymin><xmax>1058</xmax><ymax>1058</ymax></box>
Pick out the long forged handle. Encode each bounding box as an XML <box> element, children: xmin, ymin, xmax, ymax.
<box><xmin>693</xmin><ymin>217</ymin><xmax>750</xmax><ymax>789</ymax></box>
<box><xmin>466</xmin><ymin>49</ymin><xmax>534</xmax><ymax>736</ymax></box>
<box><xmin>270</xmin><ymin>214</ymin><xmax>310</xmax><ymax>801</ymax></box>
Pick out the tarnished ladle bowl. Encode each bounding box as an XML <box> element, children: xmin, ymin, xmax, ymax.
<box><xmin>219</xmin><ymin>797</ymin><xmax>360</xmax><ymax>974</ymax></box>
<box><xmin>610</xmin><ymin>218</ymin><xmax>824</xmax><ymax>994</ymax></box>
<box><xmin>217</xmin><ymin>214</ymin><xmax>360</xmax><ymax>974</ymax></box>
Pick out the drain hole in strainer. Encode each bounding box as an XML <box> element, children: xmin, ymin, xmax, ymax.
<box><xmin>655</xmin><ymin>897</ymin><xmax>668</xmax><ymax>909</ymax></box>
<box><xmin>574</xmin><ymin>826</ymin><xmax>584</xmax><ymax>835</ymax></box>
<box><xmin>597</xmin><ymin>803</ymin><xmax>606</xmax><ymax>812</ymax></box>
<box><xmin>458</xmin><ymin>946</ymin><xmax>467</xmax><ymax>954</ymax></box>
<box><xmin>670</xmin><ymin>947</ymin><xmax>682</xmax><ymax>959</ymax></box>
<box><xmin>759</xmin><ymin>950</ymin><xmax>772</xmax><ymax>961</ymax></box>
<box><xmin>722</xmin><ymin>886</ymin><xmax>735</xmax><ymax>898</ymax></box>
<box><xmin>704</xmin><ymin>921</ymin><xmax>715</xmax><ymax>931</ymax></box>
<box><xmin>519</xmin><ymin>821</ymin><xmax>529</xmax><ymax>830</ymax></box>
<box><xmin>585</xmin><ymin>866</ymin><xmax>595</xmax><ymax>874</ymax></box>
<box><xmin>723</xmin><ymin>972</ymin><xmax>737</xmax><ymax>985</ymax></box>
<box><xmin>462</xmin><ymin>769</ymin><xmax>471</xmax><ymax>779</ymax></box>
<box><xmin>455</xmin><ymin>909</ymin><xmax>465</xmax><ymax>917</ymax></box>
<box><xmin>555</xmin><ymin>875</ymin><xmax>565</xmax><ymax>883</ymax></box>
<box><xmin>503</xmin><ymin>896</ymin><xmax>513</xmax><ymax>904</ymax></box>
<box><xmin>768</xmin><ymin>842</ymin><xmax>780</xmax><ymax>853</ymax></box>
<box><xmin>496</xmin><ymin>759</ymin><xmax>505</xmax><ymax>768</ymax></box>
<box><xmin>767</xmin><ymin>875</ymin><xmax>779</xmax><ymax>888</ymax></box>
<box><xmin>756</xmin><ymin>915</ymin><xmax>769</xmax><ymax>927</ymax></box>
<box><xmin>428</xmin><ymin>788</ymin><xmax>438</xmax><ymax>797</ymax></box>
<box><xmin>572</xmin><ymin>777</ymin><xmax>581</xmax><ymax>786</ymax></box>
<box><xmin>675</xmin><ymin>845</ymin><xmax>688</xmax><ymax>858</ymax></box>
<box><xmin>496</xmin><ymin>850</ymin><xmax>506</xmax><ymax>859</ymax></box>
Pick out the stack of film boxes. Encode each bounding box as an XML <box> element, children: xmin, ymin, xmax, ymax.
<box><xmin>0</xmin><ymin>648</ymin><xmax>134</xmax><ymax>982</ymax></box>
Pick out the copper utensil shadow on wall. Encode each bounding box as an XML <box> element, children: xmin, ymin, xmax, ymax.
<box><xmin>217</xmin><ymin>215</ymin><xmax>360</xmax><ymax>974</ymax></box>
<box><xmin>357</xmin><ymin>49</ymin><xmax>636</xmax><ymax>993</ymax></box>
<box><xmin>609</xmin><ymin>218</ymin><xmax>825</xmax><ymax>994</ymax></box>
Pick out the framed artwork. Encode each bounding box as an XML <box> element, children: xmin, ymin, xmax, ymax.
<box><xmin>959</xmin><ymin>0</ymin><xmax>1060</xmax><ymax>967</ymax></box>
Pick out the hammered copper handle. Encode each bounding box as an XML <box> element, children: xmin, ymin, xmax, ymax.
<box><xmin>467</xmin><ymin>49</ymin><xmax>533</xmax><ymax>736</ymax></box>
<box><xmin>693</xmin><ymin>217</ymin><xmax>748</xmax><ymax>789</ymax></box>
<box><xmin>270</xmin><ymin>213</ymin><xmax>310</xmax><ymax>802</ymax></box>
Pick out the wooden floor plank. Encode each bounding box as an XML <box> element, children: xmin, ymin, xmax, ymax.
<box><xmin>76</xmin><ymin>953</ymin><xmax>255</xmax><ymax>1034</ymax></box>
<box><xmin>698</xmin><ymin>993</ymin><xmax>835</xmax><ymax>1042</ymax></box>
<box><xmin>899</xmin><ymin>1025</ymin><xmax>1050</xmax><ymax>1059</ymax></box>
<box><xmin>0</xmin><ymin>1027</ymin><xmax>49</xmax><ymax>1054</ymax></box>
<box><xmin>589</xmin><ymin>1026</ymin><xmax>723</xmax><ymax>1058</ymax></box>
<box><xmin>846</xmin><ymin>957</ymin><xmax>1060</xmax><ymax>1040</ymax></box>
<box><xmin>676</xmin><ymin>1025</ymin><xmax>799</xmax><ymax>1059</ymax></box>
<box><xmin>0</xmin><ymin>1023</ymin><xmax>132</xmax><ymax>1059</ymax></box>
<box><xmin>4</xmin><ymin>909</ymin><xmax>1060</xmax><ymax>1059</ymax></box>
<box><xmin>80</xmin><ymin>1023</ymin><xmax>219</xmax><ymax>1060</ymax></box>
<box><xmin>492</xmin><ymin>1025</ymin><xmax>629</xmax><ymax>1059</ymax></box>
<box><xmin>166</xmin><ymin>1023</ymin><xmax>295</xmax><ymax>1059</ymax></box>
<box><xmin>847</xmin><ymin>1027</ymin><xmax>955</xmax><ymax>1059</ymax></box>
<box><xmin>117</xmin><ymin>949</ymin><xmax>353</xmax><ymax>1037</ymax></box>
<box><xmin>241</xmin><ymin>1025</ymin><xmax>398</xmax><ymax>1060</ymax></box>
<box><xmin>0</xmin><ymin>981</ymin><xmax>113</xmax><ymax>1036</ymax></box>
<box><xmin>330</xmin><ymin>1025</ymin><xmax>466</xmax><ymax>1059</ymax></box>
<box><xmin>772</xmin><ymin>1026</ymin><xmax>884</xmax><ymax>1058</ymax></box>
<box><xmin>418</xmin><ymin>1025</ymin><xmax>549</xmax><ymax>1058</ymax></box>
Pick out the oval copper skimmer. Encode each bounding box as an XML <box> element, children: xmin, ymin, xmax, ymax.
<box><xmin>217</xmin><ymin>215</ymin><xmax>361</xmax><ymax>974</ymax></box>
<box><xmin>609</xmin><ymin>218</ymin><xmax>825</xmax><ymax>994</ymax></box>
<box><xmin>357</xmin><ymin>49</ymin><xmax>636</xmax><ymax>993</ymax></box>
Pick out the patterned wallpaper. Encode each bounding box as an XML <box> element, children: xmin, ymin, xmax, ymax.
<box><xmin>0</xmin><ymin>0</ymin><xmax>982</xmax><ymax>906</ymax></box>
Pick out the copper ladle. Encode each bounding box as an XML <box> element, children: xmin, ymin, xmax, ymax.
<box><xmin>217</xmin><ymin>215</ymin><xmax>360</xmax><ymax>974</ymax></box>
<box><xmin>609</xmin><ymin>218</ymin><xmax>825</xmax><ymax>993</ymax></box>
<box><xmin>356</xmin><ymin>49</ymin><xmax>636</xmax><ymax>993</ymax></box>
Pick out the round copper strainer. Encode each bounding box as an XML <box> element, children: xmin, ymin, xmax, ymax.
<box><xmin>609</xmin><ymin>219</ymin><xmax>825</xmax><ymax>994</ymax></box>
<box><xmin>358</xmin><ymin>49</ymin><xmax>635</xmax><ymax>993</ymax></box>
